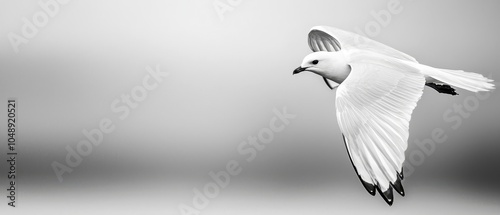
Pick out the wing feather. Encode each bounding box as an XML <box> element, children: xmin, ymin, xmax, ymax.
<box><xmin>336</xmin><ymin>60</ymin><xmax>425</xmax><ymax>204</ymax></box>
<box><xmin>309</xmin><ymin>26</ymin><xmax>417</xmax><ymax>62</ymax></box>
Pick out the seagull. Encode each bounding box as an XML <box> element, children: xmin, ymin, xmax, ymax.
<box><xmin>293</xmin><ymin>26</ymin><xmax>495</xmax><ymax>205</ymax></box>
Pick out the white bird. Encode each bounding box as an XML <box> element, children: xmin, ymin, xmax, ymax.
<box><xmin>293</xmin><ymin>26</ymin><xmax>495</xmax><ymax>205</ymax></box>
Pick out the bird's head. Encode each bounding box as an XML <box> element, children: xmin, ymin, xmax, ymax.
<box><xmin>293</xmin><ymin>51</ymin><xmax>350</xmax><ymax>83</ymax></box>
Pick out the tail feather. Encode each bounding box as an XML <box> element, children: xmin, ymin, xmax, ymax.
<box><xmin>421</xmin><ymin>66</ymin><xmax>495</xmax><ymax>92</ymax></box>
<box><xmin>439</xmin><ymin>69</ymin><xmax>495</xmax><ymax>92</ymax></box>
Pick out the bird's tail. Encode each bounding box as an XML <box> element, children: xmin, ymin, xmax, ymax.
<box><xmin>354</xmin><ymin>49</ymin><xmax>495</xmax><ymax>92</ymax></box>
<box><xmin>421</xmin><ymin>65</ymin><xmax>495</xmax><ymax>92</ymax></box>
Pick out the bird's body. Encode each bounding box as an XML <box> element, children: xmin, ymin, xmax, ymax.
<box><xmin>294</xmin><ymin>26</ymin><xmax>495</xmax><ymax>205</ymax></box>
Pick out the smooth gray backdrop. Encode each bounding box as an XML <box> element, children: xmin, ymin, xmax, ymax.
<box><xmin>1</xmin><ymin>0</ymin><xmax>499</xmax><ymax>214</ymax></box>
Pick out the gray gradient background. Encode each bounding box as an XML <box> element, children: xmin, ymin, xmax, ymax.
<box><xmin>1</xmin><ymin>0</ymin><xmax>500</xmax><ymax>214</ymax></box>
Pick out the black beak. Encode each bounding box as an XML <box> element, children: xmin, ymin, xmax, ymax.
<box><xmin>293</xmin><ymin>66</ymin><xmax>307</xmax><ymax>75</ymax></box>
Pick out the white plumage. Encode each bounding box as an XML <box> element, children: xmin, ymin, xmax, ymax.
<box><xmin>293</xmin><ymin>26</ymin><xmax>495</xmax><ymax>205</ymax></box>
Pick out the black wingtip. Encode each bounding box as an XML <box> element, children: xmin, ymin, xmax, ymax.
<box><xmin>376</xmin><ymin>186</ymin><xmax>394</xmax><ymax>206</ymax></box>
<box><xmin>361</xmin><ymin>180</ymin><xmax>376</xmax><ymax>196</ymax></box>
<box><xmin>341</xmin><ymin>135</ymin><xmax>376</xmax><ymax>196</ymax></box>
<box><xmin>341</xmin><ymin>134</ymin><xmax>402</xmax><ymax>205</ymax></box>
<box><xmin>392</xmin><ymin>178</ymin><xmax>405</xmax><ymax>196</ymax></box>
<box><xmin>398</xmin><ymin>170</ymin><xmax>404</xmax><ymax>180</ymax></box>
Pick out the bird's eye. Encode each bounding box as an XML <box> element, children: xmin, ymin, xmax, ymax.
<box><xmin>312</xmin><ymin>60</ymin><xmax>319</xmax><ymax>65</ymax></box>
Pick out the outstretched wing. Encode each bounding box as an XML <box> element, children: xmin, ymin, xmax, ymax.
<box><xmin>335</xmin><ymin>58</ymin><xmax>425</xmax><ymax>205</ymax></box>
<box><xmin>309</xmin><ymin>26</ymin><xmax>417</xmax><ymax>62</ymax></box>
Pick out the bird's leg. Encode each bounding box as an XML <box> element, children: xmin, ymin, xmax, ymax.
<box><xmin>425</xmin><ymin>83</ymin><xmax>458</xmax><ymax>96</ymax></box>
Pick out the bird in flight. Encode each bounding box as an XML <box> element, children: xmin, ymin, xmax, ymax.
<box><xmin>293</xmin><ymin>26</ymin><xmax>495</xmax><ymax>205</ymax></box>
